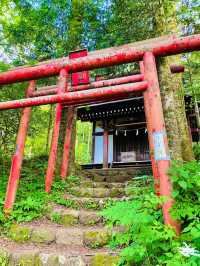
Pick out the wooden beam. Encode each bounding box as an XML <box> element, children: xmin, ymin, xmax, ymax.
<box><xmin>103</xmin><ymin>120</ymin><xmax>109</xmax><ymax>168</ymax></box>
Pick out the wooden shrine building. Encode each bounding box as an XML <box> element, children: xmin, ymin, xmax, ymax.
<box><xmin>77</xmin><ymin>95</ymin><xmax>150</xmax><ymax>169</ymax></box>
<box><xmin>77</xmin><ymin>90</ymin><xmax>199</xmax><ymax>170</ymax></box>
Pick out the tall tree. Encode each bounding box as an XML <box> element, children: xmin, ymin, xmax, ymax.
<box><xmin>150</xmin><ymin>0</ymin><xmax>194</xmax><ymax>161</ymax></box>
<box><xmin>107</xmin><ymin>0</ymin><xmax>195</xmax><ymax>161</ymax></box>
<box><xmin>0</xmin><ymin>0</ymin><xmax>109</xmax><ymax>173</ymax></box>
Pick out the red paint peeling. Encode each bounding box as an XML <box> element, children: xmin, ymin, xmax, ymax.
<box><xmin>0</xmin><ymin>34</ymin><xmax>199</xmax><ymax>85</ymax></box>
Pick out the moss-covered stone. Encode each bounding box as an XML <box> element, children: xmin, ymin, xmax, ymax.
<box><xmin>51</xmin><ymin>209</ymin><xmax>78</xmax><ymax>226</ymax></box>
<box><xmin>80</xmin><ymin>181</ymin><xmax>93</xmax><ymax>188</ymax></box>
<box><xmin>9</xmin><ymin>224</ymin><xmax>31</xmax><ymax>242</ymax></box>
<box><xmin>31</xmin><ymin>228</ymin><xmax>55</xmax><ymax>244</ymax></box>
<box><xmin>82</xmin><ymin>200</ymin><xmax>100</xmax><ymax>210</ymax></box>
<box><xmin>56</xmin><ymin>229</ymin><xmax>82</xmax><ymax>246</ymax></box>
<box><xmin>41</xmin><ymin>254</ymin><xmax>85</xmax><ymax>266</ymax></box>
<box><xmin>67</xmin><ymin>256</ymin><xmax>85</xmax><ymax>266</ymax></box>
<box><xmin>109</xmin><ymin>188</ymin><xmax>124</xmax><ymax>197</ymax></box>
<box><xmin>12</xmin><ymin>251</ymin><xmax>40</xmax><ymax>266</ymax></box>
<box><xmin>93</xmin><ymin>188</ymin><xmax>109</xmax><ymax>198</ymax></box>
<box><xmin>90</xmin><ymin>254</ymin><xmax>119</xmax><ymax>266</ymax></box>
<box><xmin>79</xmin><ymin>211</ymin><xmax>101</xmax><ymax>225</ymax></box>
<box><xmin>60</xmin><ymin>213</ymin><xmax>78</xmax><ymax>226</ymax></box>
<box><xmin>0</xmin><ymin>248</ymin><xmax>10</xmax><ymax>266</ymax></box>
<box><xmin>83</xmin><ymin>230</ymin><xmax>110</xmax><ymax>248</ymax></box>
<box><xmin>45</xmin><ymin>203</ymin><xmax>54</xmax><ymax>219</ymax></box>
<box><xmin>47</xmin><ymin>255</ymin><xmax>60</xmax><ymax>265</ymax></box>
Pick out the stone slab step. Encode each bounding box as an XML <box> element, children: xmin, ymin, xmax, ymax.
<box><xmin>63</xmin><ymin>194</ymin><xmax>129</xmax><ymax>210</ymax></box>
<box><xmin>48</xmin><ymin>205</ymin><xmax>102</xmax><ymax>226</ymax></box>
<box><xmin>68</xmin><ymin>187</ymin><xmax>125</xmax><ymax>198</ymax></box>
<box><xmin>78</xmin><ymin>181</ymin><xmax>125</xmax><ymax>189</ymax></box>
<box><xmin>8</xmin><ymin>223</ymin><xmax>114</xmax><ymax>248</ymax></box>
<box><xmin>0</xmin><ymin>239</ymin><xmax>119</xmax><ymax>265</ymax></box>
<box><xmin>81</xmin><ymin>166</ymin><xmax>152</xmax><ymax>182</ymax></box>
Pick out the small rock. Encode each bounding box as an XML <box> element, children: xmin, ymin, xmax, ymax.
<box><xmin>31</xmin><ymin>227</ymin><xmax>56</xmax><ymax>244</ymax></box>
<box><xmin>9</xmin><ymin>224</ymin><xmax>31</xmax><ymax>242</ymax></box>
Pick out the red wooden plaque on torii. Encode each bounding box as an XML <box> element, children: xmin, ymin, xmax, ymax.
<box><xmin>69</xmin><ymin>49</ymin><xmax>90</xmax><ymax>86</ymax></box>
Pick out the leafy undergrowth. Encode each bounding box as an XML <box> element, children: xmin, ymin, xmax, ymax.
<box><xmin>101</xmin><ymin>161</ymin><xmax>200</xmax><ymax>266</ymax></box>
<box><xmin>0</xmin><ymin>156</ymin><xmax>80</xmax><ymax>230</ymax></box>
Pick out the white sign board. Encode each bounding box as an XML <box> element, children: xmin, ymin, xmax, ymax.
<box><xmin>121</xmin><ymin>151</ymin><xmax>136</xmax><ymax>162</ymax></box>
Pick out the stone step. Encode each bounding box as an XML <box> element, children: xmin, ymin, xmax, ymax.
<box><xmin>78</xmin><ymin>181</ymin><xmax>125</xmax><ymax>189</ymax></box>
<box><xmin>8</xmin><ymin>222</ymin><xmax>114</xmax><ymax>249</ymax></box>
<box><xmin>63</xmin><ymin>194</ymin><xmax>129</xmax><ymax>210</ymax></box>
<box><xmin>0</xmin><ymin>239</ymin><xmax>119</xmax><ymax>265</ymax></box>
<box><xmin>68</xmin><ymin>187</ymin><xmax>125</xmax><ymax>198</ymax></box>
<box><xmin>81</xmin><ymin>166</ymin><xmax>152</xmax><ymax>183</ymax></box>
<box><xmin>48</xmin><ymin>205</ymin><xmax>102</xmax><ymax>226</ymax></box>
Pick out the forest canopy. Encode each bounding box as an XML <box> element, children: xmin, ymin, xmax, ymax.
<box><xmin>0</xmin><ymin>0</ymin><xmax>199</xmax><ymax>164</ymax></box>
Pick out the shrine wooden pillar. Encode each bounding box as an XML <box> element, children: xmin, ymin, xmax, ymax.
<box><xmin>4</xmin><ymin>81</ymin><xmax>36</xmax><ymax>213</ymax></box>
<box><xmin>143</xmin><ymin>52</ymin><xmax>180</xmax><ymax>234</ymax></box>
<box><xmin>103</xmin><ymin>120</ymin><xmax>109</xmax><ymax>168</ymax></box>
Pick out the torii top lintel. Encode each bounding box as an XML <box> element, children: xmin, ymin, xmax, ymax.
<box><xmin>0</xmin><ymin>34</ymin><xmax>200</xmax><ymax>85</ymax></box>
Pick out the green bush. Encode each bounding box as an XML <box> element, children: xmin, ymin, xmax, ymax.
<box><xmin>170</xmin><ymin>161</ymin><xmax>200</xmax><ymax>250</ymax></box>
<box><xmin>0</xmin><ymin>157</ymin><xmax>80</xmax><ymax>229</ymax></box>
<box><xmin>101</xmin><ymin>161</ymin><xmax>200</xmax><ymax>265</ymax></box>
<box><xmin>193</xmin><ymin>143</ymin><xmax>200</xmax><ymax>161</ymax></box>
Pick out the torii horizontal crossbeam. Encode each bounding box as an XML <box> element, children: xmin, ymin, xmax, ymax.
<box><xmin>30</xmin><ymin>74</ymin><xmax>144</xmax><ymax>97</ymax></box>
<box><xmin>0</xmin><ymin>81</ymin><xmax>148</xmax><ymax>110</ymax></box>
<box><xmin>0</xmin><ymin>34</ymin><xmax>199</xmax><ymax>85</ymax></box>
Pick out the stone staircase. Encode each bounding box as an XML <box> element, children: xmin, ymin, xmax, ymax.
<box><xmin>0</xmin><ymin>171</ymin><xmax>148</xmax><ymax>265</ymax></box>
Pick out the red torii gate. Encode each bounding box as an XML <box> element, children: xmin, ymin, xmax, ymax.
<box><xmin>0</xmin><ymin>34</ymin><xmax>200</xmax><ymax>235</ymax></box>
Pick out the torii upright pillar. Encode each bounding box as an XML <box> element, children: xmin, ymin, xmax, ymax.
<box><xmin>60</xmin><ymin>106</ymin><xmax>76</xmax><ymax>179</ymax></box>
<box><xmin>139</xmin><ymin>61</ymin><xmax>160</xmax><ymax>195</ymax></box>
<box><xmin>143</xmin><ymin>52</ymin><xmax>180</xmax><ymax>234</ymax></box>
<box><xmin>4</xmin><ymin>81</ymin><xmax>36</xmax><ymax>213</ymax></box>
<box><xmin>45</xmin><ymin>69</ymin><xmax>68</xmax><ymax>192</ymax></box>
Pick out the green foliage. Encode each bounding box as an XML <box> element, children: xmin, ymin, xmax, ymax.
<box><xmin>0</xmin><ymin>157</ymin><xmax>81</xmax><ymax>229</ymax></box>
<box><xmin>193</xmin><ymin>143</ymin><xmax>200</xmax><ymax>161</ymax></box>
<box><xmin>170</xmin><ymin>161</ymin><xmax>200</xmax><ymax>248</ymax></box>
<box><xmin>101</xmin><ymin>162</ymin><xmax>200</xmax><ymax>265</ymax></box>
<box><xmin>51</xmin><ymin>212</ymin><xmax>62</xmax><ymax>224</ymax></box>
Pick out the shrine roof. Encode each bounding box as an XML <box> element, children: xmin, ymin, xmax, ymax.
<box><xmin>77</xmin><ymin>97</ymin><xmax>144</xmax><ymax>121</ymax></box>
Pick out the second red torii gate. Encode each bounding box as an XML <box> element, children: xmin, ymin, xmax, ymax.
<box><xmin>0</xmin><ymin>34</ymin><xmax>200</xmax><ymax>235</ymax></box>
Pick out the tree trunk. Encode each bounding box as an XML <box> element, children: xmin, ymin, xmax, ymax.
<box><xmin>150</xmin><ymin>0</ymin><xmax>194</xmax><ymax>161</ymax></box>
